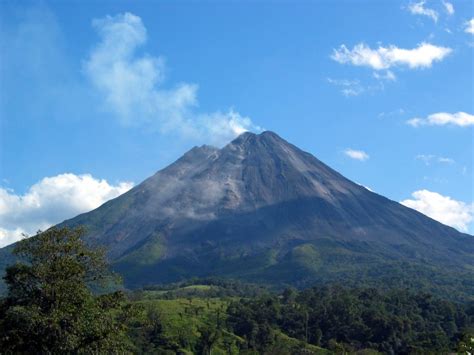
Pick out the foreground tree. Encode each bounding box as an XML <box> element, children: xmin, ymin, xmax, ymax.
<box><xmin>0</xmin><ymin>227</ymin><xmax>128</xmax><ymax>353</ymax></box>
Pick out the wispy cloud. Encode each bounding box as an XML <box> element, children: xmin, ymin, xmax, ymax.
<box><xmin>327</xmin><ymin>77</ymin><xmax>388</xmax><ymax>97</ymax></box>
<box><xmin>401</xmin><ymin>190</ymin><xmax>473</xmax><ymax>232</ymax></box>
<box><xmin>438</xmin><ymin>157</ymin><xmax>455</xmax><ymax>164</ymax></box>
<box><xmin>442</xmin><ymin>1</ymin><xmax>454</xmax><ymax>15</ymax></box>
<box><xmin>84</xmin><ymin>12</ymin><xmax>261</xmax><ymax>145</ymax></box>
<box><xmin>0</xmin><ymin>174</ymin><xmax>133</xmax><ymax>247</ymax></box>
<box><xmin>327</xmin><ymin>78</ymin><xmax>364</xmax><ymax>96</ymax></box>
<box><xmin>407</xmin><ymin>1</ymin><xmax>439</xmax><ymax>22</ymax></box>
<box><xmin>465</xmin><ymin>18</ymin><xmax>474</xmax><ymax>35</ymax></box>
<box><xmin>373</xmin><ymin>70</ymin><xmax>396</xmax><ymax>81</ymax></box>
<box><xmin>378</xmin><ymin>108</ymin><xmax>405</xmax><ymax>118</ymax></box>
<box><xmin>344</xmin><ymin>149</ymin><xmax>370</xmax><ymax>161</ymax></box>
<box><xmin>331</xmin><ymin>42</ymin><xmax>451</xmax><ymax>70</ymax></box>
<box><xmin>416</xmin><ymin>154</ymin><xmax>455</xmax><ymax>165</ymax></box>
<box><xmin>407</xmin><ymin>112</ymin><xmax>474</xmax><ymax>127</ymax></box>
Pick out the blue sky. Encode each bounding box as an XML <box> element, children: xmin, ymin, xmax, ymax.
<box><xmin>0</xmin><ymin>0</ymin><xmax>473</xmax><ymax>246</ymax></box>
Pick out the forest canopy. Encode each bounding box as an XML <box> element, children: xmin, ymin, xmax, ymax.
<box><xmin>0</xmin><ymin>227</ymin><xmax>473</xmax><ymax>354</ymax></box>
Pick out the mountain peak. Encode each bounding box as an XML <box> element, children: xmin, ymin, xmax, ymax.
<box><xmin>227</xmin><ymin>130</ymin><xmax>288</xmax><ymax>151</ymax></box>
<box><xmin>258</xmin><ymin>130</ymin><xmax>290</xmax><ymax>146</ymax></box>
<box><xmin>259</xmin><ymin>130</ymin><xmax>281</xmax><ymax>138</ymax></box>
<box><xmin>234</xmin><ymin>130</ymin><xmax>283</xmax><ymax>141</ymax></box>
<box><xmin>228</xmin><ymin>131</ymin><xmax>257</xmax><ymax>145</ymax></box>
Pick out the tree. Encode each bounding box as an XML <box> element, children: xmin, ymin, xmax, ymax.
<box><xmin>457</xmin><ymin>330</ymin><xmax>474</xmax><ymax>354</ymax></box>
<box><xmin>197</xmin><ymin>322</ymin><xmax>222</xmax><ymax>355</ymax></box>
<box><xmin>0</xmin><ymin>227</ymin><xmax>128</xmax><ymax>353</ymax></box>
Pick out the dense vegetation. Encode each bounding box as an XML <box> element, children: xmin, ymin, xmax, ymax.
<box><xmin>1</xmin><ymin>227</ymin><xmax>473</xmax><ymax>354</ymax></box>
<box><xmin>226</xmin><ymin>286</ymin><xmax>474</xmax><ymax>354</ymax></box>
<box><xmin>117</xmin><ymin>281</ymin><xmax>473</xmax><ymax>354</ymax></box>
<box><xmin>0</xmin><ymin>228</ymin><xmax>129</xmax><ymax>353</ymax></box>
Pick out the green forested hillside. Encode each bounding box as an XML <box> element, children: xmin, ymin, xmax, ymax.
<box><xmin>2</xmin><ymin>228</ymin><xmax>473</xmax><ymax>354</ymax></box>
<box><xmin>116</xmin><ymin>280</ymin><xmax>474</xmax><ymax>354</ymax></box>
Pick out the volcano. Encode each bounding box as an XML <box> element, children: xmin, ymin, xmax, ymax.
<box><xmin>2</xmin><ymin>131</ymin><xmax>473</xmax><ymax>295</ymax></box>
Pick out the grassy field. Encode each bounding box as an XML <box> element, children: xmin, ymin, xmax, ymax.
<box><xmin>129</xmin><ymin>296</ymin><xmax>244</xmax><ymax>354</ymax></box>
<box><xmin>127</xmin><ymin>290</ymin><xmax>330</xmax><ymax>354</ymax></box>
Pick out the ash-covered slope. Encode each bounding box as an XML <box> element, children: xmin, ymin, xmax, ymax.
<box><xmin>4</xmin><ymin>131</ymin><xmax>473</xmax><ymax>295</ymax></box>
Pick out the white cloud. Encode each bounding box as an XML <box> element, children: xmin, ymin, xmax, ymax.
<box><xmin>416</xmin><ymin>154</ymin><xmax>436</xmax><ymax>165</ymax></box>
<box><xmin>344</xmin><ymin>149</ymin><xmax>370</xmax><ymax>161</ymax></box>
<box><xmin>416</xmin><ymin>154</ymin><xmax>455</xmax><ymax>165</ymax></box>
<box><xmin>438</xmin><ymin>157</ymin><xmax>455</xmax><ymax>164</ymax></box>
<box><xmin>442</xmin><ymin>1</ymin><xmax>454</xmax><ymax>15</ymax></box>
<box><xmin>378</xmin><ymin>108</ymin><xmax>405</xmax><ymax>118</ymax></box>
<box><xmin>0</xmin><ymin>228</ymin><xmax>27</xmax><ymax>249</ymax></box>
<box><xmin>373</xmin><ymin>70</ymin><xmax>396</xmax><ymax>81</ymax></box>
<box><xmin>327</xmin><ymin>77</ymin><xmax>388</xmax><ymax>97</ymax></box>
<box><xmin>199</xmin><ymin>110</ymin><xmax>258</xmax><ymax>143</ymax></box>
<box><xmin>0</xmin><ymin>173</ymin><xmax>133</xmax><ymax>247</ymax></box>
<box><xmin>407</xmin><ymin>112</ymin><xmax>474</xmax><ymax>127</ymax></box>
<box><xmin>465</xmin><ymin>18</ymin><xmax>474</xmax><ymax>34</ymax></box>
<box><xmin>401</xmin><ymin>190</ymin><xmax>473</xmax><ymax>232</ymax></box>
<box><xmin>331</xmin><ymin>42</ymin><xmax>451</xmax><ymax>70</ymax></box>
<box><xmin>408</xmin><ymin>1</ymin><xmax>439</xmax><ymax>22</ymax></box>
<box><xmin>327</xmin><ymin>78</ymin><xmax>364</xmax><ymax>96</ymax></box>
<box><xmin>84</xmin><ymin>12</ymin><xmax>260</xmax><ymax>145</ymax></box>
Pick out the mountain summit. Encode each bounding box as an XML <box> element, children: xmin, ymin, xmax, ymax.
<box><xmin>3</xmin><ymin>131</ymin><xmax>473</xmax><ymax>293</ymax></box>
